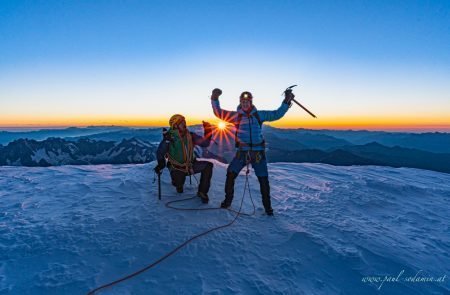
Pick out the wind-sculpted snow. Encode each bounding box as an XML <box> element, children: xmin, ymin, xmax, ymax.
<box><xmin>0</xmin><ymin>162</ymin><xmax>449</xmax><ymax>294</ymax></box>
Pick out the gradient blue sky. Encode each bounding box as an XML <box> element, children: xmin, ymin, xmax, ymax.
<box><xmin>1</xmin><ymin>0</ymin><xmax>449</xmax><ymax>130</ymax></box>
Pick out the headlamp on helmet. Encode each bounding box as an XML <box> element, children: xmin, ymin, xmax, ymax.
<box><xmin>239</xmin><ymin>91</ymin><xmax>253</xmax><ymax>102</ymax></box>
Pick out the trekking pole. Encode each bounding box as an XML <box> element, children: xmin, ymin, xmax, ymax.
<box><xmin>158</xmin><ymin>172</ymin><xmax>161</xmax><ymax>200</ymax></box>
<box><xmin>284</xmin><ymin>85</ymin><xmax>317</xmax><ymax>118</ymax></box>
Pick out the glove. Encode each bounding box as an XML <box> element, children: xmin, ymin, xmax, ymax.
<box><xmin>202</xmin><ymin>121</ymin><xmax>213</xmax><ymax>140</ymax></box>
<box><xmin>211</xmin><ymin>88</ymin><xmax>222</xmax><ymax>100</ymax></box>
<box><xmin>283</xmin><ymin>90</ymin><xmax>295</xmax><ymax>105</ymax></box>
<box><xmin>154</xmin><ymin>160</ymin><xmax>165</xmax><ymax>174</ymax></box>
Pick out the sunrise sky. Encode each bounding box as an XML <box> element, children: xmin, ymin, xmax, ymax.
<box><xmin>1</xmin><ymin>1</ymin><xmax>449</xmax><ymax>131</ymax></box>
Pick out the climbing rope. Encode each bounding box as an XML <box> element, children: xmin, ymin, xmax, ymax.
<box><xmin>87</xmin><ymin>159</ymin><xmax>254</xmax><ymax>294</ymax></box>
<box><xmin>165</xmin><ymin>191</ymin><xmax>255</xmax><ymax>216</ymax></box>
<box><xmin>165</xmin><ymin>172</ymin><xmax>255</xmax><ymax>216</ymax></box>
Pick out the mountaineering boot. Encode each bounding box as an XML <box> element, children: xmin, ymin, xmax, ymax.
<box><xmin>222</xmin><ymin>171</ymin><xmax>238</xmax><ymax>208</ymax></box>
<box><xmin>198</xmin><ymin>161</ymin><xmax>213</xmax><ymax>195</ymax></box>
<box><xmin>197</xmin><ymin>191</ymin><xmax>209</xmax><ymax>204</ymax></box>
<box><xmin>172</xmin><ymin>179</ymin><xmax>184</xmax><ymax>193</ymax></box>
<box><xmin>170</xmin><ymin>169</ymin><xmax>186</xmax><ymax>194</ymax></box>
<box><xmin>258</xmin><ymin>176</ymin><xmax>273</xmax><ymax>216</ymax></box>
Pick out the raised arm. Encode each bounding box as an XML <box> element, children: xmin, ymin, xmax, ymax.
<box><xmin>210</xmin><ymin>88</ymin><xmax>238</xmax><ymax>124</ymax></box>
<box><xmin>191</xmin><ymin>132</ymin><xmax>210</xmax><ymax>147</ymax></box>
<box><xmin>191</xmin><ymin>121</ymin><xmax>213</xmax><ymax>147</ymax></box>
<box><xmin>258</xmin><ymin>102</ymin><xmax>290</xmax><ymax>122</ymax></box>
<box><xmin>258</xmin><ymin>91</ymin><xmax>294</xmax><ymax>122</ymax></box>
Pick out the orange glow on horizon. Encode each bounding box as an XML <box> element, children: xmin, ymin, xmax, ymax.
<box><xmin>270</xmin><ymin>115</ymin><xmax>450</xmax><ymax>131</ymax></box>
<box><xmin>1</xmin><ymin>114</ymin><xmax>450</xmax><ymax>132</ymax></box>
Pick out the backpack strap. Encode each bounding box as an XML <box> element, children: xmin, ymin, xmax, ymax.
<box><xmin>234</xmin><ymin>113</ymin><xmax>243</xmax><ymax>148</ymax></box>
<box><xmin>253</xmin><ymin>111</ymin><xmax>262</xmax><ymax>127</ymax></box>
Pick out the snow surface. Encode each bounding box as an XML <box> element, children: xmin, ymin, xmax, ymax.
<box><xmin>0</xmin><ymin>161</ymin><xmax>449</xmax><ymax>294</ymax></box>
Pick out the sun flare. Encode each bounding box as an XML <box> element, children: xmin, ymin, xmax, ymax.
<box><xmin>218</xmin><ymin>121</ymin><xmax>227</xmax><ymax>130</ymax></box>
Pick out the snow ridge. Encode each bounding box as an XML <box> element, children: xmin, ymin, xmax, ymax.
<box><xmin>0</xmin><ymin>161</ymin><xmax>449</xmax><ymax>294</ymax></box>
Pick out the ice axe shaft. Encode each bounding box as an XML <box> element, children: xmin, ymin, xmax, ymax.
<box><xmin>284</xmin><ymin>84</ymin><xmax>317</xmax><ymax>118</ymax></box>
<box><xmin>291</xmin><ymin>98</ymin><xmax>317</xmax><ymax>118</ymax></box>
<box><xmin>158</xmin><ymin>172</ymin><xmax>161</xmax><ymax>200</ymax></box>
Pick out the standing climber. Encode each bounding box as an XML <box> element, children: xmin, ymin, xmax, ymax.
<box><xmin>210</xmin><ymin>88</ymin><xmax>294</xmax><ymax>215</ymax></box>
<box><xmin>154</xmin><ymin>115</ymin><xmax>214</xmax><ymax>203</ymax></box>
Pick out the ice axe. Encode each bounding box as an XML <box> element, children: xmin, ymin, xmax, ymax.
<box><xmin>284</xmin><ymin>85</ymin><xmax>317</xmax><ymax>118</ymax></box>
<box><xmin>157</xmin><ymin>171</ymin><xmax>161</xmax><ymax>200</ymax></box>
<box><xmin>153</xmin><ymin>167</ymin><xmax>162</xmax><ymax>200</ymax></box>
<box><xmin>153</xmin><ymin>127</ymin><xmax>171</xmax><ymax>200</ymax></box>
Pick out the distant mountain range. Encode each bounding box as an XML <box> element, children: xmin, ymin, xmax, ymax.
<box><xmin>0</xmin><ymin>126</ymin><xmax>128</xmax><ymax>145</ymax></box>
<box><xmin>3</xmin><ymin>125</ymin><xmax>450</xmax><ymax>153</ymax></box>
<box><xmin>0</xmin><ymin>137</ymin><xmax>157</xmax><ymax>166</ymax></box>
<box><xmin>263</xmin><ymin>126</ymin><xmax>450</xmax><ymax>153</ymax></box>
<box><xmin>266</xmin><ymin>142</ymin><xmax>450</xmax><ymax>174</ymax></box>
<box><xmin>1</xmin><ymin>126</ymin><xmax>450</xmax><ymax>173</ymax></box>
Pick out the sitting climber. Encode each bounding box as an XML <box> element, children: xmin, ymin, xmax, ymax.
<box><xmin>154</xmin><ymin>114</ymin><xmax>214</xmax><ymax>203</ymax></box>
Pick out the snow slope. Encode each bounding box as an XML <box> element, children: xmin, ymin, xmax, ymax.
<box><xmin>0</xmin><ymin>161</ymin><xmax>449</xmax><ymax>294</ymax></box>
